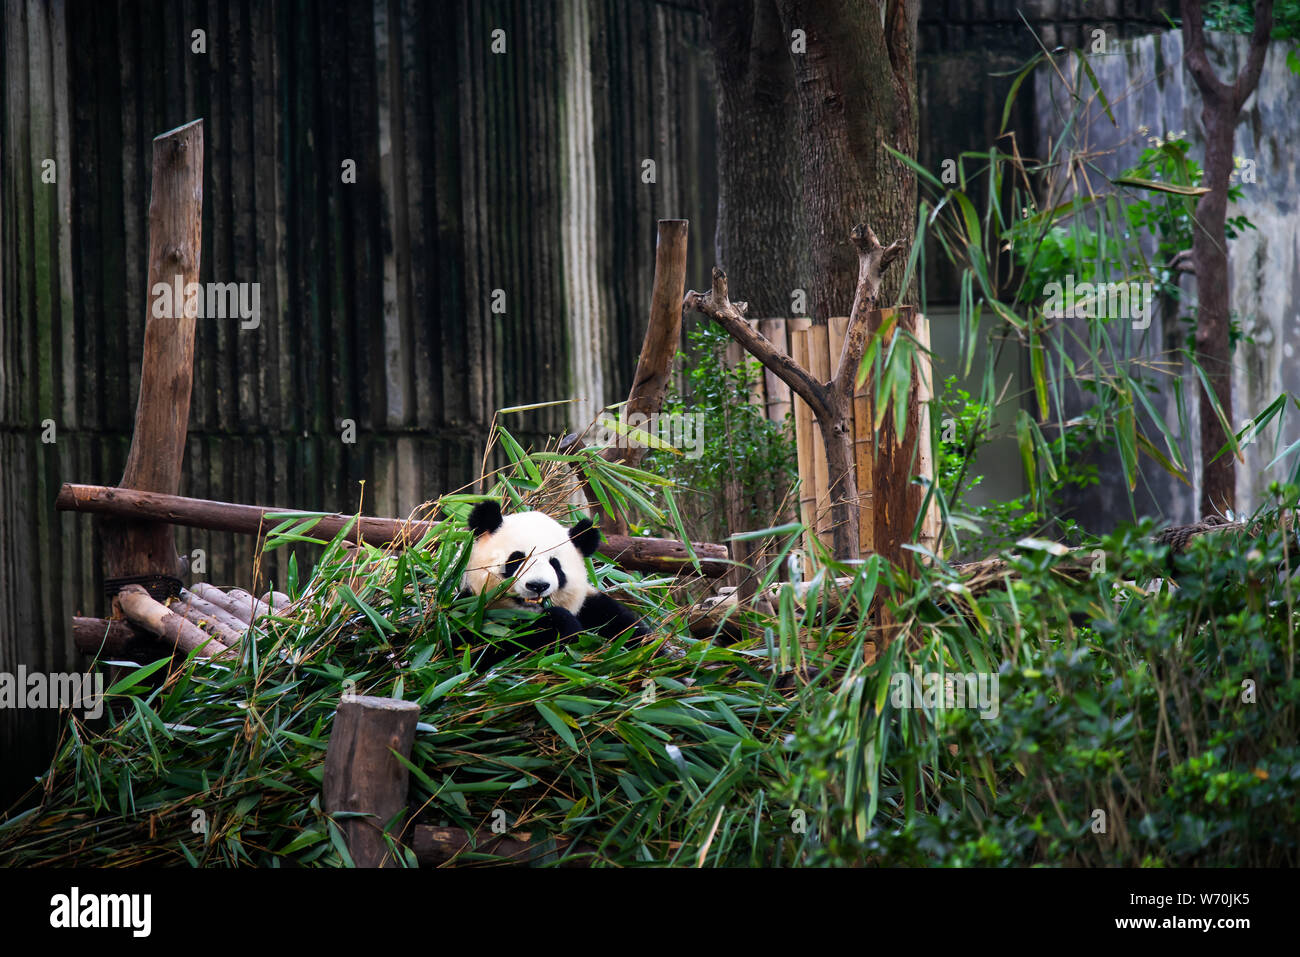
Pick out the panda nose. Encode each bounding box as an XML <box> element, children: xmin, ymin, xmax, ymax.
<box><xmin>524</xmin><ymin>579</ymin><xmax>550</xmax><ymax>596</ymax></box>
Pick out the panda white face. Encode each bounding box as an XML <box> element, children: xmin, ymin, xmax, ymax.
<box><xmin>462</xmin><ymin>503</ymin><xmax>599</xmax><ymax>613</ymax></box>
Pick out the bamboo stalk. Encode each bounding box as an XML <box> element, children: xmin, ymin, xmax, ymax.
<box><xmin>806</xmin><ymin>323</ymin><xmax>833</xmax><ymax>551</ymax></box>
<box><xmin>790</xmin><ymin>325</ymin><xmax>818</xmax><ymax>558</ymax></box>
<box><xmin>913</xmin><ymin>313</ymin><xmax>941</xmax><ymax>555</ymax></box>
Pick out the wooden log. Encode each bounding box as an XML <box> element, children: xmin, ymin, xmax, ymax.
<box><xmin>169</xmin><ymin>599</ymin><xmax>245</xmax><ymax>647</ymax></box>
<box><xmin>323</xmin><ymin>694</ymin><xmax>420</xmax><ymax>868</ymax></box>
<box><xmin>605</xmin><ymin>219</ymin><xmax>689</xmax><ymax>472</ymax></box>
<box><xmin>177</xmin><ymin>587</ymin><xmax>250</xmax><ymax>636</ymax></box>
<box><xmin>224</xmin><ymin>587</ymin><xmax>271</xmax><ymax>625</ymax></box>
<box><xmin>412</xmin><ymin>825</ymin><xmax>597</xmax><ymax>866</ymax></box>
<box><xmin>261</xmin><ymin>591</ymin><xmax>292</xmax><ymax>610</ymax></box>
<box><xmin>103</xmin><ymin>119</ymin><xmax>204</xmax><ymax>582</ymax></box>
<box><xmin>56</xmin><ymin>483</ymin><xmax>729</xmax><ymax>577</ymax></box>
<box><xmin>72</xmin><ymin>617</ymin><xmax>164</xmax><ymax>659</ymax></box>
<box><xmin>597</xmin><ymin>533</ymin><xmax>728</xmax><ymax>578</ymax></box>
<box><xmin>116</xmin><ymin>584</ymin><xmax>231</xmax><ymax>659</ymax></box>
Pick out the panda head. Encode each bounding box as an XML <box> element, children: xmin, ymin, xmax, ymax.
<box><xmin>462</xmin><ymin>500</ymin><xmax>601</xmax><ymax>613</ymax></box>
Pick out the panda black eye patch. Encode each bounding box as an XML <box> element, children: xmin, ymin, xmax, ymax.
<box><xmin>550</xmin><ymin>556</ymin><xmax>567</xmax><ymax>590</ymax></box>
<box><xmin>503</xmin><ymin>551</ymin><xmax>526</xmax><ymax>577</ymax></box>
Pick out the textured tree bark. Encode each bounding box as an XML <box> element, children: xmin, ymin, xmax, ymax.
<box><xmin>771</xmin><ymin>0</ymin><xmax>918</xmax><ymax>319</ymax></box>
<box><xmin>608</xmin><ymin>220</ymin><xmax>690</xmax><ymax>473</ymax></box>
<box><xmin>104</xmin><ymin>120</ymin><xmax>204</xmax><ymax>582</ymax></box>
<box><xmin>704</xmin><ymin>0</ymin><xmax>805</xmax><ymax>317</ymax></box>
<box><xmin>1181</xmin><ymin>0</ymin><xmax>1273</xmax><ymax>516</ymax></box>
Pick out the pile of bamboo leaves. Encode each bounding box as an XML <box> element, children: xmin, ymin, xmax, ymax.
<box><xmin>0</xmin><ymin>439</ymin><xmax>852</xmax><ymax>867</ymax></box>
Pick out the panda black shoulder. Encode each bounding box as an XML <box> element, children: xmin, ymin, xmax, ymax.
<box><xmin>574</xmin><ymin>590</ymin><xmax>645</xmax><ymax>643</ymax></box>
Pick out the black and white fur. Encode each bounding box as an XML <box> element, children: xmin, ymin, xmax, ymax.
<box><xmin>461</xmin><ymin>500</ymin><xmax>645</xmax><ymax>664</ymax></box>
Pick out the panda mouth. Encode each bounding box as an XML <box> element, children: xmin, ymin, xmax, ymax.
<box><xmin>518</xmin><ymin>595</ymin><xmax>552</xmax><ymax>607</ymax></box>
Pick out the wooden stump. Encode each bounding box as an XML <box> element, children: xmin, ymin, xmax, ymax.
<box><xmin>323</xmin><ymin>694</ymin><xmax>420</xmax><ymax>868</ymax></box>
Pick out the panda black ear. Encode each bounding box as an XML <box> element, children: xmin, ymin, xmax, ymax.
<box><xmin>569</xmin><ymin>517</ymin><xmax>601</xmax><ymax>557</ymax></box>
<box><xmin>467</xmin><ymin>500</ymin><xmax>503</xmax><ymax>537</ymax></box>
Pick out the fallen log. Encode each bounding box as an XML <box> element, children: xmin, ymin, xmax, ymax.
<box><xmin>116</xmin><ymin>584</ymin><xmax>231</xmax><ymax>659</ymax></box>
<box><xmin>55</xmin><ymin>483</ymin><xmax>730</xmax><ymax>577</ymax></box>
<box><xmin>72</xmin><ymin>617</ymin><xmax>162</xmax><ymax>659</ymax></box>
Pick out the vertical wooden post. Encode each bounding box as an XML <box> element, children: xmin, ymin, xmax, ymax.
<box><xmin>602</xmin><ymin>219</ymin><xmax>689</xmax><ymax>534</ymax></box>
<box><xmin>323</xmin><ymin>694</ymin><xmax>420</xmax><ymax>868</ymax></box>
<box><xmin>103</xmin><ymin>120</ymin><xmax>205</xmax><ymax>582</ymax></box>
<box><xmin>626</xmin><ymin>219</ymin><xmax>690</xmax><ymax>452</ymax></box>
<box><xmin>870</xmin><ymin>305</ymin><xmax>923</xmax><ymax>649</ymax></box>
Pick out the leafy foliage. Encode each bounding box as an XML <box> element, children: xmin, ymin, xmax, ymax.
<box><xmin>1204</xmin><ymin>0</ymin><xmax>1300</xmax><ymax>73</ymax></box>
<box><xmin>641</xmin><ymin>322</ymin><xmax>798</xmax><ymax>541</ymax></box>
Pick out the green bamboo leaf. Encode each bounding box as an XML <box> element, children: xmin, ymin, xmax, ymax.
<box><xmin>535</xmin><ymin>701</ymin><xmax>580</xmax><ymax>752</ymax></box>
<box><xmin>1111</xmin><ymin>176</ymin><xmax>1209</xmax><ymax>196</ymax></box>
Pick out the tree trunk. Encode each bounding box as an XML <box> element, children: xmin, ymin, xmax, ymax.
<box><xmin>772</xmin><ymin>0</ymin><xmax>919</xmax><ymax>320</ymax></box>
<box><xmin>1193</xmin><ymin>99</ymin><xmax>1237</xmax><ymax>516</ymax></box>
<box><xmin>1181</xmin><ymin>0</ymin><xmax>1273</xmax><ymax>517</ymax></box>
<box><xmin>704</xmin><ymin>0</ymin><xmax>805</xmax><ymax>317</ymax></box>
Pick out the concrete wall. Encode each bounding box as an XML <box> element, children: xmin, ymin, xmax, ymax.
<box><xmin>1034</xmin><ymin>29</ymin><xmax>1299</xmax><ymax>523</ymax></box>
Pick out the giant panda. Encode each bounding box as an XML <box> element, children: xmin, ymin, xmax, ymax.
<box><xmin>459</xmin><ymin>499</ymin><xmax>646</xmax><ymax>666</ymax></box>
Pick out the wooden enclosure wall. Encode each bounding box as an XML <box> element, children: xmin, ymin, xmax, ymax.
<box><xmin>0</xmin><ymin>0</ymin><xmax>717</xmax><ymax>800</ymax></box>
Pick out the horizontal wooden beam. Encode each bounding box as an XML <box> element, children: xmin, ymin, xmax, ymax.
<box><xmin>55</xmin><ymin>483</ymin><xmax>730</xmax><ymax>577</ymax></box>
<box><xmin>72</xmin><ymin>617</ymin><xmax>160</xmax><ymax>659</ymax></box>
